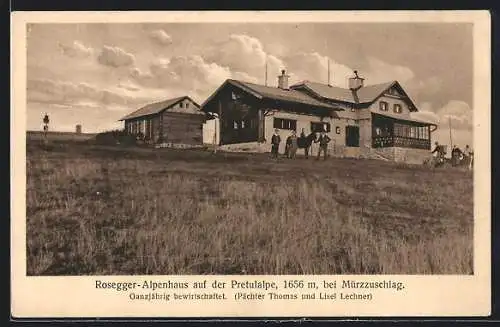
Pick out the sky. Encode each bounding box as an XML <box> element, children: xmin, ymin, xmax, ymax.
<box><xmin>26</xmin><ymin>22</ymin><xmax>474</xmax><ymax>147</ymax></box>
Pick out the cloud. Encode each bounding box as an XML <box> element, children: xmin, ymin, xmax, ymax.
<box><xmin>27</xmin><ymin>78</ymin><xmax>144</xmax><ymax>109</ymax></box>
<box><xmin>413</xmin><ymin>100</ymin><xmax>472</xmax><ymax>131</ymax></box>
<box><xmin>363</xmin><ymin>57</ymin><xmax>415</xmax><ymax>85</ymax></box>
<box><xmin>117</xmin><ymin>80</ymin><xmax>140</xmax><ymax>92</ymax></box>
<box><xmin>130</xmin><ymin>55</ymin><xmax>239</xmax><ymax>102</ymax></box>
<box><xmin>412</xmin><ymin>76</ymin><xmax>442</xmax><ymax>94</ymax></box>
<box><xmin>150</xmin><ymin>29</ymin><xmax>173</xmax><ymax>45</ymax></box>
<box><xmin>97</xmin><ymin>45</ymin><xmax>136</xmax><ymax>68</ymax></box>
<box><xmin>411</xmin><ymin>110</ymin><xmax>439</xmax><ymax>124</ymax></box>
<box><xmin>205</xmin><ymin>34</ymin><xmax>285</xmax><ymax>84</ymax></box>
<box><xmin>284</xmin><ymin>52</ymin><xmax>353</xmax><ymax>86</ymax></box>
<box><xmin>202</xmin><ymin>34</ymin><xmax>418</xmax><ymax>89</ymax></box>
<box><xmin>58</xmin><ymin>40</ymin><xmax>94</xmax><ymax>58</ymax></box>
<box><xmin>436</xmin><ymin>100</ymin><xmax>473</xmax><ymax>130</ymax></box>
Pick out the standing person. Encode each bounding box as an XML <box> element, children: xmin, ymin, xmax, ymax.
<box><xmin>310</xmin><ymin>131</ymin><xmax>319</xmax><ymax>159</ymax></box>
<box><xmin>285</xmin><ymin>134</ymin><xmax>291</xmax><ymax>158</ymax></box>
<box><xmin>464</xmin><ymin>145</ymin><xmax>472</xmax><ymax>167</ymax></box>
<box><xmin>316</xmin><ymin>130</ymin><xmax>331</xmax><ymax>160</ymax></box>
<box><xmin>298</xmin><ymin>128</ymin><xmax>307</xmax><ymax>153</ymax></box>
<box><xmin>287</xmin><ymin>130</ymin><xmax>298</xmax><ymax>159</ymax></box>
<box><xmin>451</xmin><ymin>145</ymin><xmax>462</xmax><ymax>167</ymax></box>
<box><xmin>465</xmin><ymin>145</ymin><xmax>474</xmax><ymax>170</ymax></box>
<box><xmin>303</xmin><ymin>130</ymin><xmax>315</xmax><ymax>159</ymax></box>
<box><xmin>431</xmin><ymin>141</ymin><xmax>440</xmax><ymax>157</ymax></box>
<box><xmin>271</xmin><ymin>129</ymin><xmax>281</xmax><ymax>159</ymax></box>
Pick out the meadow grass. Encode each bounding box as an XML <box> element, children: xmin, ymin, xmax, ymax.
<box><xmin>26</xmin><ymin>142</ymin><xmax>473</xmax><ymax>275</ymax></box>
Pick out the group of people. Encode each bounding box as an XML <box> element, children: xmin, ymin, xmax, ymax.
<box><xmin>270</xmin><ymin>128</ymin><xmax>332</xmax><ymax>160</ymax></box>
<box><xmin>431</xmin><ymin>141</ymin><xmax>474</xmax><ymax>169</ymax></box>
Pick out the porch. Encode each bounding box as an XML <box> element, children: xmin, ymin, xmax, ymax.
<box><xmin>371</xmin><ymin>113</ymin><xmax>433</xmax><ymax>150</ymax></box>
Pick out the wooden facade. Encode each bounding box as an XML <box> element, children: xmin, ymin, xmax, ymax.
<box><xmin>201</xmin><ymin>80</ymin><xmax>340</xmax><ymax>145</ymax></box>
<box><xmin>201</xmin><ymin>75</ymin><xmax>438</xmax><ymax>163</ymax></box>
<box><xmin>122</xmin><ymin>96</ymin><xmax>205</xmax><ymax>145</ymax></box>
<box><xmin>371</xmin><ymin>113</ymin><xmax>432</xmax><ymax>150</ymax></box>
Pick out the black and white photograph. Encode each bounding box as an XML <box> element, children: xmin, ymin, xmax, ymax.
<box><xmin>10</xmin><ymin>10</ymin><xmax>492</xmax><ymax>318</ymax></box>
<box><xmin>22</xmin><ymin>18</ymin><xmax>480</xmax><ymax>277</ymax></box>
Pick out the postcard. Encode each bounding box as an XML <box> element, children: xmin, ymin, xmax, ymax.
<box><xmin>11</xmin><ymin>10</ymin><xmax>491</xmax><ymax>318</ymax></box>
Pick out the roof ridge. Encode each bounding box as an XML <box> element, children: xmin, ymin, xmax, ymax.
<box><xmin>119</xmin><ymin>95</ymin><xmax>199</xmax><ymax>121</ymax></box>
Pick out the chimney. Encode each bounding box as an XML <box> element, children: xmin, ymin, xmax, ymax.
<box><xmin>76</xmin><ymin>124</ymin><xmax>82</xmax><ymax>134</ymax></box>
<box><xmin>277</xmin><ymin>69</ymin><xmax>289</xmax><ymax>90</ymax></box>
<box><xmin>348</xmin><ymin>70</ymin><xmax>364</xmax><ymax>90</ymax></box>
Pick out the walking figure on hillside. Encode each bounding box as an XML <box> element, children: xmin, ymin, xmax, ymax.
<box><xmin>465</xmin><ymin>145</ymin><xmax>474</xmax><ymax>170</ymax></box>
<box><xmin>42</xmin><ymin>113</ymin><xmax>50</xmax><ymax>144</ymax></box>
<box><xmin>286</xmin><ymin>130</ymin><xmax>298</xmax><ymax>159</ymax></box>
<box><xmin>271</xmin><ymin>129</ymin><xmax>281</xmax><ymax>159</ymax></box>
<box><xmin>316</xmin><ymin>130</ymin><xmax>331</xmax><ymax>160</ymax></box>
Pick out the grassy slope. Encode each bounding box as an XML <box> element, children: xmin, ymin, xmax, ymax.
<box><xmin>26</xmin><ymin>142</ymin><xmax>473</xmax><ymax>275</ymax></box>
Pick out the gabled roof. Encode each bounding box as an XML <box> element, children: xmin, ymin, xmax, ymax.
<box><xmin>371</xmin><ymin>110</ymin><xmax>438</xmax><ymax>127</ymax></box>
<box><xmin>119</xmin><ymin>96</ymin><xmax>201</xmax><ymax>121</ymax></box>
<box><xmin>201</xmin><ymin>79</ymin><xmax>343</xmax><ymax>111</ymax></box>
<box><xmin>291</xmin><ymin>80</ymin><xmax>417</xmax><ymax>110</ymax></box>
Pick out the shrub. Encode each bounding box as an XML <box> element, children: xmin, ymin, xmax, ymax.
<box><xmin>94</xmin><ymin>130</ymin><xmax>137</xmax><ymax>146</ymax></box>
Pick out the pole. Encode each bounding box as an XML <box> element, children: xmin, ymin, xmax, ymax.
<box><xmin>213</xmin><ymin>114</ymin><xmax>218</xmax><ymax>154</ymax></box>
<box><xmin>328</xmin><ymin>59</ymin><xmax>330</xmax><ymax>85</ymax></box>
<box><xmin>449</xmin><ymin>116</ymin><xmax>453</xmax><ymax>156</ymax></box>
<box><xmin>265</xmin><ymin>59</ymin><xmax>268</xmax><ymax>86</ymax></box>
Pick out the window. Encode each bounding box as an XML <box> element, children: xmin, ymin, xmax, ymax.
<box><xmin>311</xmin><ymin>122</ymin><xmax>331</xmax><ymax>133</ymax></box>
<box><xmin>393</xmin><ymin>104</ymin><xmax>402</xmax><ymax>113</ymax></box>
<box><xmin>336</xmin><ymin>126</ymin><xmax>341</xmax><ymax>134</ymax></box>
<box><xmin>379</xmin><ymin>101</ymin><xmax>388</xmax><ymax>111</ymax></box>
<box><xmin>180</xmin><ymin>102</ymin><xmax>184</xmax><ymax>108</ymax></box>
<box><xmin>273</xmin><ymin>118</ymin><xmax>297</xmax><ymax>131</ymax></box>
<box><xmin>233</xmin><ymin>120</ymin><xmax>251</xmax><ymax>130</ymax></box>
<box><xmin>409</xmin><ymin>126</ymin><xmax>416</xmax><ymax>138</ymax></box>
<box><xmin>186</xmin><ymin>103</ymin><xmax>189</xmax><ymax>109</ymax></box>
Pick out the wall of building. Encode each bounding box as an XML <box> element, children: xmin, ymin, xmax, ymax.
<box><xmin>167</xmin><ymin>98</ymin><xmax>202</xmax><ymax>114</ymax></box>
<box><xmin>202</xmin><ymin>118</ymin><xmax>220</xmax><ymax>145</ymax></box>
<box><xmin>263</xmin><ymin>111</ymin><xmax>339</xmax><ymax>152</ymax></box>
<box><xmin>371</xmin><ymin>147</ymin><xmax>432</xmax><ymax>164</ymax></box>
<box><xmin>369</xmin><ymin>94</ymin><xmax>413</xmax><ymax>118</ymax></box>
<box><xmin>161</xmin><ymin>112</ymin><xmax>204</xmax><ymax>145</ymax></box>
<box><xmin>125</xmin><ymin>115</ymin><xmax>161</xmax><ymax>143</ymax></box>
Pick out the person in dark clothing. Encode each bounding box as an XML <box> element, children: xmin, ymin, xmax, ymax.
<box><xmin>285</xmin><ymin>135</ymin><xmax>291</xmax><ymax>157</ymax></box>
<box><xmin>271</xmin><ymin>129</ymin><xmax>281</xmax><ymax>159</ymax></box>
<box><xmin>298</xmin><ymin>128</ymin><xmax>307</xmax><ymax>149</ymax></box>
<box><xmin>302</xmin><ymin>131</ymin><xmax>315</xmax><ymax>159</ymax></box>
<box><xmin>287</xmin><ymin>130</ymin><xmax>298</xmax><ymax>159</ymax></box>
<box><xmin>431</xmin><ymin>141</ymin><xmax>440</xmax><ymax>156</ymax></box>
<box><xmin>316</xmin><ymin>131</ymin><xmax>331</xmax><ymax>160</ymax></box>
<box><xmin>451</xmin><ymin>145</ymin><xmax>462</xmax><ymax>167</ymax></box>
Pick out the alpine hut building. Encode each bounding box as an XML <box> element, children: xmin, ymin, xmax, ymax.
<box><xmin>201</xmin><ymin>70</ymin><xmax>438</xmax><ymax>164</ymax></box>
<box><xmin>120</xmin><ymin>96</ymin><xmax>206</xmax><ymax>146</ymax></box>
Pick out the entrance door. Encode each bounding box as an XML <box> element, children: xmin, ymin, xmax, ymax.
<box><xmin>345</xmin><ymin>126</ymin><xmax>360</xmax><ymax>147</ymax></box>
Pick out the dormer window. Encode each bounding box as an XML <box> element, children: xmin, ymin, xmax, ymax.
<box><xmin>393</xmin><ymin>104</ymin><xmax>402</xmax><ymax>113</ymax></box>
<box><xmin>379</xmin><ymin>101</ymin><xmax>388</xmax><ymax>111</ymax></box>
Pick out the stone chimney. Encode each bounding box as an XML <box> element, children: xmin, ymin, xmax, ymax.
<box><xmin>76</xmin><ymin>124</ymin><xmax>82</xmax><ymax>134</ymax></box>
<box><xmin>277</xmin><ymin>69</ymin><xmax>290</xmax><ymax>90</ymax></box>
<box><xmin>348</xmin><ymin>70</ymin><xmax>364</xmax><ymax>90</ymax></box>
